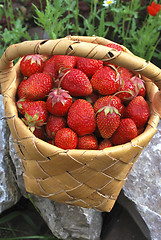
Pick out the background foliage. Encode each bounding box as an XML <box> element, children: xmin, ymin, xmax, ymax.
<box><xmin>0</xmin><ymin>0</ymin><xmax>161</xmax><ymax>66</ymax></box>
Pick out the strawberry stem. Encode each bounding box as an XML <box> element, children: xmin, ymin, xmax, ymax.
<box><xmin>108</xmin><ymin>90</ymin><xmax>135</xmax><ymax>105</ymax></box>
<box><xmin>57</xmin><ymin>69</ymin><xmax>71</xmax><ymax>95</ymax></box>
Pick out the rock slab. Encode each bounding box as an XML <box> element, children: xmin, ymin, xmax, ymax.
<box><xmin>119</xmin><ymin>120</ymin><xmax>161</xmax><ymax>240</ymax></box>
<box><xmin>0</xmin><ymin>95</ymin><xmax>20</xmax><ymax>214</ymax></box>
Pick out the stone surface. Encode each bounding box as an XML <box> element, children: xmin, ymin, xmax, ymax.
<box><xmin>119</xmin><ymin>120</ymin><xmax>161</xmax><ymax>240</ymax></box>
<box><xmin>30</xmin><ymin>196</ymin><xmax>102</xmax><ymax>240</ymax></box>
<box><xmin>0</xmin><ymin>95</ymin><xmax>20</xmax><ymax>214</ymax></box>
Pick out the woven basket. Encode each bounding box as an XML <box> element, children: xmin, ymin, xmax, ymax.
<box><xmin>0</xmin><ymin>36</ymin><xmax>160</xmax><ymax>212</ymax></box>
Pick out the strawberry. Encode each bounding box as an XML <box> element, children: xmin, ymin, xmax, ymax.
<box><xmin>45</xmin><ymin>114</ymin><xmax>66</xmax><ymax>139</ymax></box>
<box><xmin>110</xmin><ymin>118</ymin><xmax>138</xmax><ymax>145</ymax></box>
<box><xmin>60</xmin><ymin>68</ymin><xmax>93</xmax><ymax>97</ymax></box>
<box><xmin>124</xmin><ymin>96</ymin><xmax>150</xmax><ymax>128</ymax></box>
<box><xmin>54</xmin><ymin>55</ymin><xmax>78</xmax><ymax>72</ymax></box>
<box><xmin>43</xmin><ymin>56</ymin><xmax>58</xmax><ymax>81</ymax></box>
<box><xmin>77</xmin><ymin>134</ymin><xmax>98</xmax><ymax>150</ymax></box>
<box><xmin>47</xmin><ymin>139</ymin><xmax>54</xmax><ymax>145</ymax></box>
<box><xmin>130</xmin><ymin>76</ymin><xmax>146</xmax><ymax>98</ymax></box>
<box><xmin>119</xmin><ymin>103</ymin><xmax>126</xmax><ymax>118</ymax></box>
<box><xmin>117</xmin><ymin>67</ymin><xmax>134</xmax><ymax>79</ymax></box>
<box><xmin>116</xmin><ymin>68</ymin><xmax>138</xmax><ymax>102</ymax></box>
<box><xmin>98</xmin><ymin>139</ymin><xmax>113</xmax><ymax>150</ymax></box>
<box><xmin>116</xmin><ymin>67</ymin><xmax>144</xmax><ymax>103</ymax></box>
<box><xmin>90</xmin><ymin>66</ymin><xmax>120</xmax><ymax>95</ymax></box>
<box><xmin>77</xmin><ymin>57</ymin><xmax>103</xmax><ymax>78</ymax></box>
<box><xmin>106</xmin><ymin>43</ymin><xmax>125</xmax><ymax>52</ymax></box>
<box><xmin>137</xmin><ymin>127</ymin><xmax>145</xmax><ymax>135</ymax></box>
<box><xmin>54</xmin><ymin>128</ymin><xmax>78</xmax><ymax>150</ymax></box>
<box><xmin>93</xmin><ymin>95</ymin><xmax>122</xmax><ymax>114</ymax></box>
<box><xmin>33</xmin><ymin>126</ymin><xmax>46</xmax><ymax>140</ymax></box>
<box><xmin>16</xmin><ymin>98</ymin><xmax>33</xmax><ymax>115</ymax></box>
<box><xmin>67</xmin><ymin>99</ymin><xmax>96</xmax><ymax>136</ymax></box>
<box><xmin>96</xmin><ymin>105</ymin><xmax>120</xmax><ymax>138</ymax></box>
<box><xmin>85</xmin><ymin>91</ymin><xmax>100</xmax><ymax>105</ymax></box>
<box><xmin>117</xmin><ymin>68</ymin><xmax>145</xmax><ymax>98</ymax></box>
<box><xmin>22</xmin><ymin>100</ymin><xmax>48</xmax><ymax>130</ymax></box>
<box><xmin>46</xmin><ymin>88</ymin><xmax>72</xmax><ymax>116</ymax></box>
<box><xmin>17</xmin><ymin>73</ymin><xmax>53</xmax><ymax>100</ymax></box>
<box><xmin>20</xmin><ymin>54</ymin><xmax>44</xmax><ymax>77</ymax></box>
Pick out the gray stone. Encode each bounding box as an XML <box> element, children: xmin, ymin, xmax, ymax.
<box><xmin>29</xmin><ymin>196</ymin><xmax>102</xmax><ymax>240</ymax></box>
<box><xmin>119</xmin><ymin>120</ymin><xmax>161</xmax><ymax>240</ymax></box>
<box><xmin>0</xmin><ymin>95</ymin><xmax>21</xmax><ymax>214</ymax></box>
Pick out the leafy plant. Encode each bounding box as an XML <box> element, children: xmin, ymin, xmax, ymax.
<box><xmin>81</xmin><ymin>0</ymin><xmax>110</xmax><ymax>37</ymax></box>
<box><xmin>0</xmin><ymin>0</ymin><xmax>31</xmax><ymax>57</ymax></box>
<box><xmin>103</xmin><ymin>0</ymin><xmax>161</xmax><ymax>61</ymax></box>
<box><xmin>0</xmin><ymin>207</ymin><xmax>59</xmax><ymax>239</ymax></box>
<box><xmin>32</xmin><ymin>0</ymin><xmax>78</xmax><ymax>39</ymax></box>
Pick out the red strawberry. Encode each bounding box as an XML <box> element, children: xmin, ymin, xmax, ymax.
<box><xmin>85</xmin><ymin>91</ymin><xmax>100</xmax><ymax>105</ymax></box>
<box><xmin>90</xmin><ymin>66</ymin><xmax>120</xmax><ymax>95</ymax></box>
<box><xmin>54</xmin><ymin>55</ymin><xmax>78</xmax><ymax>72</ymax></box>
<box><xmin>110</xmin><ymin>118</ymin><xmax>138</xmax><ymax>145</ymax></box>
<box><xmin>117</xmin><ymin>67</ymin><xmax>134</xmax><ymax>79</ymax></box>
<box><xmin>106</xmin><ymin>43</ymin><xmax>125</xmax><ymax>52</ymax></box>
<box><xmin>20</xmin><ymin>54</ymin><xmax>44</xmax><ymax>77</ymax></box>
<box><xmin>67</xmin><ymin>99</ymin><xmax>96</xmax><ymax>136</ymax></box>
<box><xmin>130</xmin><ymin>76</ymin><xmax>146</xmax><ymax>97</ymax></box>
<box><xmin>16</xmin><ymin>98</ymin><xmax>33</xmax><ymax>115</ymax></box>
<box><xmin>96</xmin><ymin>105</ymin><xmax>120</xmax><ymax>138</ymax></box>
<box><xmin>119</xmin><ymin>104</ymin><xmax>126</xmax><ymax>118</ymax></box>
<box><xmin>98</xmin><ymin>139</ymin><xmax>113</xmax><ymax>150</ymax></box>
<box><xmin>46</xmin><ymin>88</ymin><xmax>72</xmax><ymax>116</ymax></box>
<box><xmin>77</xmin><ymin>57</ymin><xmax>103</xmax><ymax>78</ymax></box>
<box><xmin>22</xmin><ymin>100</ymin><xmax>48</xmax><ymax>129</ymax></box>
<box><xmin>33</xmin><ymin>126</ymin><xmax>46</xmax><ymax>140</ymax></box>
<box><xmin>77</xmin><ymin>134</ymin><xmax>98</xmax><ymax>150</ymax></box>
<box><xmin>54</xmin><ymin>128</ymin><xmax>78</xmax><ymax>150</ymax></box>
<box><xmin>116</xmin><ymin>68</ymin><xmax>139</xmax><ymax>103</ymax></box>
<box><xmin>124</xmin><ymin>96</ymin><xmax>150</xmax><ymax>128</ymax></box>
<box><xmin>43</xmin><ymin>56</ymin><xmax>58</xmax><ymax>81</ymax></box>
<box><xmin>137</xmin><ymin>127</ymin><xmax>145</xmax><ymax>135</ymax></box>
<box><xmin>45</xmin><ymin>114</ymin><xmax>66</xmax><ymax>139</ymax></box>
<box><xmin>47</xmin><ymin>139</ymin><xmax>54</xmax><ymax>145</ymax></box>
<box><xmin>60</xmin><ymin>68</ymin><xmax>93</xmax><ymax>97</ymax></box>
<box><xmin>93</xmin><ymin>95</ymin><xmax>122</xmax><ymax>114</ymax></box>
<box><xmin>17</xmin><ymin>73</ymin><xmax>53</xmax><ymax>100</ymax></box>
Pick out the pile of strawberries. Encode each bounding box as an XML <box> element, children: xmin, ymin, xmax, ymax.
<box><xmin>16</xmin><ymin>43</ymin><xmax>150</xmax><ymax>150</ymax></box>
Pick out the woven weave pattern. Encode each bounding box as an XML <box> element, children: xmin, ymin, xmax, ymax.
<box><xmin>0</xmin><ymin>36</ymin><xmax>160</xmax><ymax>212</ymax></box>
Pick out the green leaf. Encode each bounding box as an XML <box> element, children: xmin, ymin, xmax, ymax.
<box><xmin>32</xmin><ymin>112</ymin><xmax>40</xmax><ymax>122</ymax></box>
<box><xmin>104</xmin><ymin>107</ymin><xmax>110</xmax><ymax>116</ymax></box>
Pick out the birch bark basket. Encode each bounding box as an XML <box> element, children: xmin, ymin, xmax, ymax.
<box><xmin>0</xmin><ymin>36</ymin><xmax>160</xmax><ymax>212</ymax></box>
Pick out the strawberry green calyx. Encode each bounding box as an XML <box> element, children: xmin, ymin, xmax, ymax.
<box><xmin>17</xmin><ymin>97</ymin><xmax>27</xmax><ymax>109</ymax></box>
<box><xmin>96</xmin><ymin>105</ymin><xmax>120</xmax><ymax>116</ymax></box>
<box><xmin>22</xmin><ymin>112</ymin><xmax>44</xmax><ymax>129</ymax></box>
<box><xmin>96</xmin><ymin>104</ymin><xmax>121</xmax><ymax>139</ymax></box>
